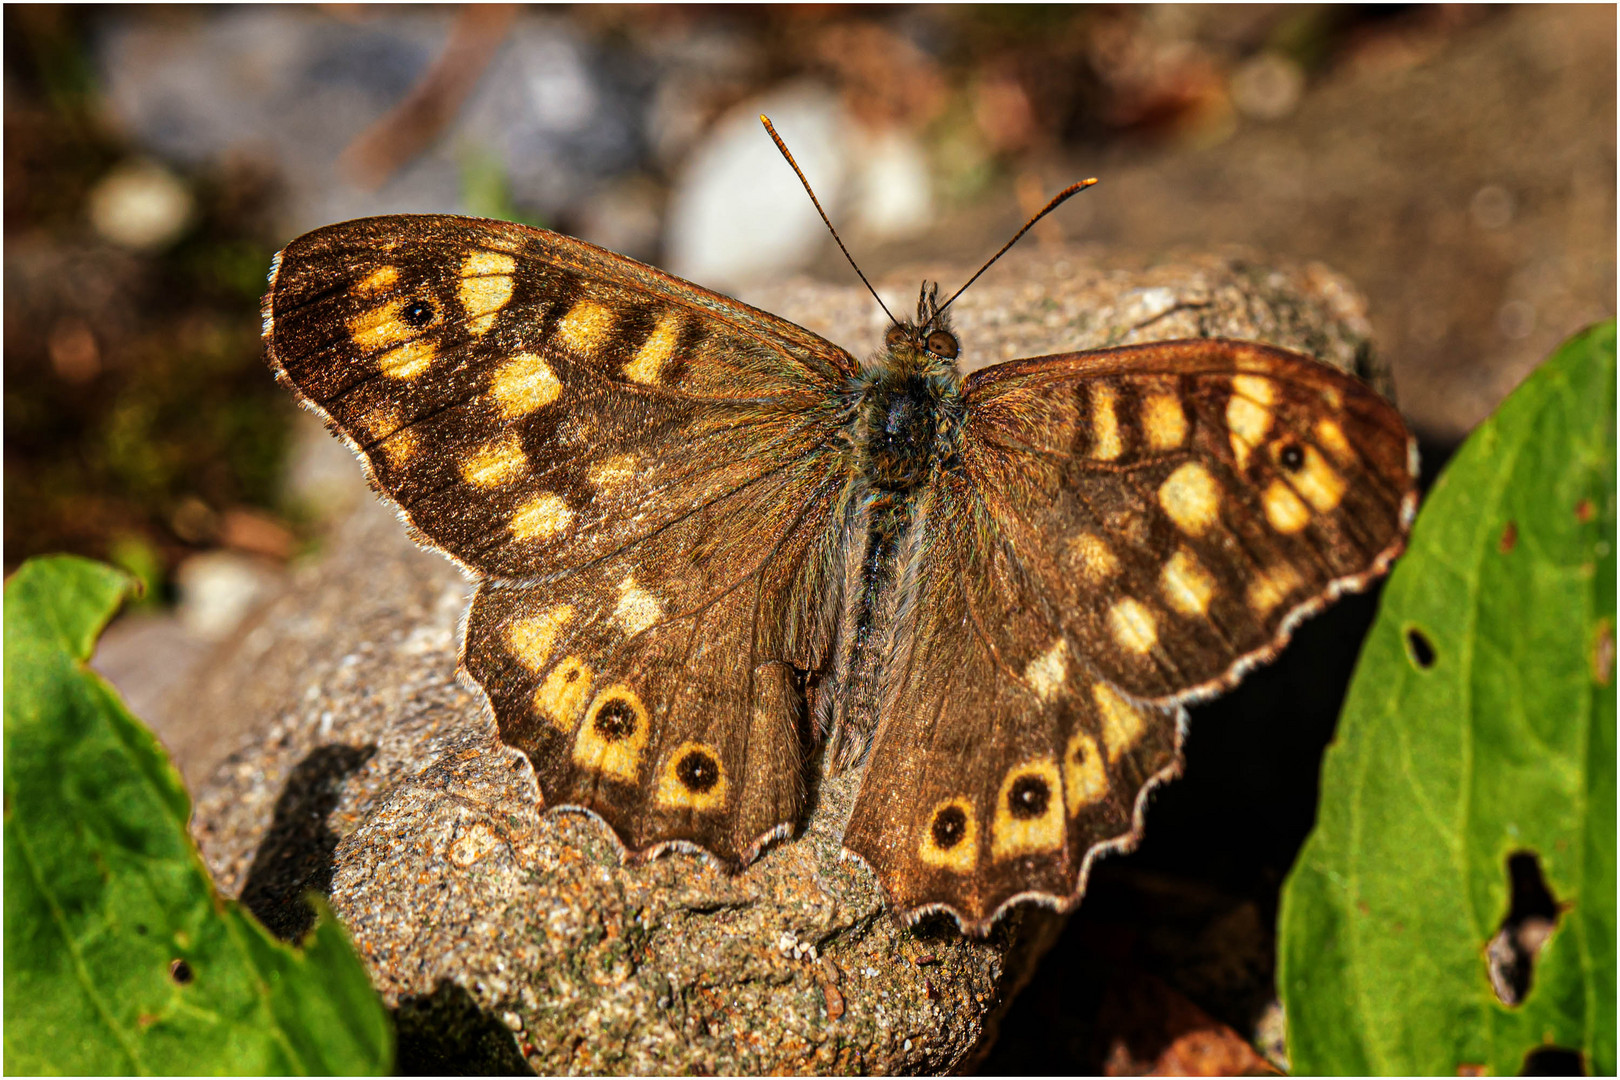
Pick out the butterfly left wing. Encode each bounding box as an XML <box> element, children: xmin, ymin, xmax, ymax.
<box><xmin>264</xmin><ymin>215</ymin><xmax>859</xmax><ymax>866</ymax></box>
<box><xmin>843</xmin><ymin>339</ymin><xmax>1416</xmax><ymax>930</ymax></box>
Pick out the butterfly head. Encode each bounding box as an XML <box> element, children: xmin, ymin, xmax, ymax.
<box><xmin>879</xmin><ymin>281</ymin><xmax>961</xmax><ymax>376</ymax></box>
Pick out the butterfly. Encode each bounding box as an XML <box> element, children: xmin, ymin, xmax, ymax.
<box><xmin>262</xmin><ymin>151</ymin><xmax>1416</xmax><ymax>934</ymax></box>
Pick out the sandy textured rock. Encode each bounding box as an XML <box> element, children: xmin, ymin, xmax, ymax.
<box><xmin>184</xmin><ymin>245</ymin><xmax>1373</xmax><ymax>1073</ymax></box>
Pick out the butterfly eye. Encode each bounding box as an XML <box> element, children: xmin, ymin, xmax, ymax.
<box><xmin>402</xmin><ymin>300</ymin><xmax>435</xmax><ymax>329</ymax></box>
<box><xmin>885</xmin><ymin>325</ymin><xmax>909</xmax><ymax>348</ymax></box>
<box><xmin>925</xmin><ymin>330</ymin><xmax>959</xmax><ymax>359</ymax></box>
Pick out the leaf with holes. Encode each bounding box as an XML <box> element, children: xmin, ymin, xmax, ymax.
<box><xmin>1278</xmin><ymin>321</ymin><xmax>1616</xmax><ymax>1075</ymax></box>
<box><xmin>3</xmin><ymin>556</ymin><xmax>394</xmax><ymax>1075</ymax></box>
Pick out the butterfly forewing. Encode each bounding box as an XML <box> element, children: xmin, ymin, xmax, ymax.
<box><xmin>962</xmin><ymin>340</ymin><xmax>1414</xmax><ymax>700</ymax></box>
<box><xmin>264</xmin><ymin>214</ymin><xmax>858</xmax><ymax>863</ymax></box>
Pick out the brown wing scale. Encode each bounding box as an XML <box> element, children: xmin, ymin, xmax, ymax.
<box><xmin>264</xmin><ymin>214</ymin><xmax>858</xmax><ymax>864</ymax></box>
<box><xmin>844</xmin><ymin>339</ymin><xmax>1416</xmax><ymax>930</ymax></box>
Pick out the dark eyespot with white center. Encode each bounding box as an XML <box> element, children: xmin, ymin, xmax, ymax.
<box><xmin>592</xmin><ymin>699</ymin><xmax>638</xmax><ymax>741</ymax></box>
<box><xmin>931</xmin><ymin>804</ymin><xmax>968</xmax><ymax>849</ymax></box>
<box><xmin>675</xmin><ymin>748</ymin><xmax>720</xmax><ymax>793</ymax></box>
<box><xmin>402</xmin><ymin>300</ymin><xmax>435</xmax><ymax>329</ymax></box>
<box><xmin>1008</xmin><ymin>775</ymin><xmax>1050</xmax><ymax>819</ymax></box>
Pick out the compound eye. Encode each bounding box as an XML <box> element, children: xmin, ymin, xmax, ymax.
<box><xmin>885</xmin><ymin>325</ymin><xmax>909</xmax><ymax>348</ymax></box>
<box><xmin>925</xmin><ymin>330</ymin><xmax>959</xmax><ymax>359</ymax></box>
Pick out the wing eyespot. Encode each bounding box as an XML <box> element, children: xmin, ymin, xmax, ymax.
<box><xmin>401</xmin><ymin>299</ymin><xmax>435</xmax><ymax>329</ymax></box>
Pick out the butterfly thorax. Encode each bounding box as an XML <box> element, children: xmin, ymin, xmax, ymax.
<box><xmin>824</xmin><ymin>326</ymin><xmax>966</xmax><ymax>768</ymax></box>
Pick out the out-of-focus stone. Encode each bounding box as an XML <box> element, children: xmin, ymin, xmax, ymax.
<box><xmin>183</xmin><ymin>246</ymin><xmax>1374</xmax><ymax>1073</ymax></box>
<box><xmin>86</xmin><ymin>158</ymin><xmax>195</xmax><ymax>251</ymax></box>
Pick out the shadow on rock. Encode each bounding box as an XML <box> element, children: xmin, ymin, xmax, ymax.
<box><xmin>240</xmin><ymin>742</ymin><xmax>375</xmax><ymax>941</ymax></box>
<box><xmin>395</xmin><ymin>979</ymin><xmax>535</xmax><ymax>1076</ymax></box>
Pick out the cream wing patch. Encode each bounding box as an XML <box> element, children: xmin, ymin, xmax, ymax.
<box><xmin>1158</xmin><ymin>463</ymin><xmax>1221</xmax><ymax>536</ymax></box>
<box><xmin>625</xmin><ymin>310</ymin><xmax>681</xmax><ymax>384</ymax></box>
<box><xmin>1108</xmin><ymin>598</ymin><xmax>1158</xmax><ymax>654</ymax></box>
<box><xmin>1227</xmin><ymin>375</ymin><xmax>1274</xmax><ymax>469</ymax></box>
<box><xmin>460</xmin><ymin>250</ymin><xmax>515</xmax><ymax>335</ymax></box>
<box><xmin>511</xmin><ymin>493</ymin><xmax>574</xmax><ymax>540</ymax></box>
<box><xmin>1024</xmin><ymin>638</ymin><xmax>1070</xmax><ymax>702</ymax></box>
<box><xmin>556</xmin><ymin>299</ymin><xmax>617</xmax><ymax>355</ymax></box>
<box><xmin>460</xmin><ymin>434</ymin><xmax>528</xmax><ymax>488</ymax></box>
<box><xmin>1090</xmin><ymin>384</ymin><xmax>1122</xmax><ymax>460</ymax></box>
<box><xmin>1161</xmin><ymin>548</ymin><xmax>1215</xmax><ymax>616</ymax></box>
<box><xmin>492</xmin><ymin>353</ymin><xmax>561</xmax><ymax>418</ymax></box>
<box><xmin>611</xmin><ymin>576</ymin><xmax>662</xmax><ymax>636</ymax></box>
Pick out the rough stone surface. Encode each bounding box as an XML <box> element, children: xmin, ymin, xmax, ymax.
<box><xmin>183</xmin><ymin>246</ymin><xmax>1372</xmax><ymax>1073</ymax></box>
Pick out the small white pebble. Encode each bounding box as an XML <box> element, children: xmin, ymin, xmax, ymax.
<box><xmin>904</xmin><ymin>1039</ymin><xmax>912</xmax><ymax>1052</ymax></box>
<box><xmin>501</xmin><ymin>1011</ymin><xmax>523</xmax><ymax>1032</ymax></box>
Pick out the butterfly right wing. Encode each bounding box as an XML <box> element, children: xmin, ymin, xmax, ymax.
<box><xmin>264</xmin><ymin>215</ymin><xmax>859</xmax><ymax>863</ymax></box>
<box><xmin>844</xmin><ymin>339</ymin><xmax>1415</xmax><ymax>930</ymax></box>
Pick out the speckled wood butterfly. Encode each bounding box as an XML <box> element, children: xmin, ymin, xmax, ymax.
<box><xmin>263</xmin><ymin>148</ymin><xmax>1415</xmax><ymax>932</ymax></box>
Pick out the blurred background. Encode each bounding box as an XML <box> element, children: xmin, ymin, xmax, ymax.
<box><xmin>5</xmin><ymin>4</ymin><xmax>1614</xmax><ymax>1072</ymax></box>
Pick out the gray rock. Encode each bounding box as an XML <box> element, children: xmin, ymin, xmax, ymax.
<box><xmin>184</xmin><ymin>246</ymin><xmax>1372</xmax><ymax>1073</ymax></box>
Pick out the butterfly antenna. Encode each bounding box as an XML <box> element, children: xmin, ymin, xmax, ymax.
<box><xmin>761</xmin><ymin>114</ymin><xmax>899</xmax><ymax>327</ymax></box>
<box><xmin>935</xmin><ymin>178</ymin><xmax>1099</xmax><ymax>319</ymax></box>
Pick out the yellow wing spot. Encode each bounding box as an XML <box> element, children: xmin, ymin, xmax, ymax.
<box><xmin>492</xmin><ymin>352</ymin><xmax>561</xmax><ymax>418</ymax></box>
<box><xmin>1314</xmin><ymin>418</ymin><xmax>1355</xmax><ymax>465</ymax></box>
<box><xmin>1158</xmin><ymin>462</ymin><xmax>1222</xmax><ymax>536</ymax></box>
<box><xmin>653</xmin><ymin>741</ymin><xmax>729</xmax><ymax>812</ymax></box>
<box><xmin>378</xmin><ymin>339</ymin><xmax>437</xmax><ymax>380</ymax></box>
<box><xmin>511</xmin><ymin>493</ymin><xmax>574</xmax><ymax>540</ymax></box>
<box><xmin>1247</xmin><ymin>564</ymin><xmax>1304</xmax><ymax>618</ymax></box>
<box><xmin>1090</xmin><ymin>384</ymin><xmax>1123</xmax><ymax>460</ymax></box>
<box><xmin>611</xmin><ymin>575</ymin><xmax>663</xmax><ymax>636</ymax></box>
<box><xmin>624</xmin><ymin>310</ymin><xmax>681</xmax><ymax>384</ymax></box>
<box><xmin>1286</xmin><ymin>445</ymin><xmax>1347</xmax><ymax>512</ymax></box>
<box><xmin>1063</xmin><ymin>731</ymin><xmax>1108</xmax><ymax>816</ymax></box>
<box><xmin>1227</xmin><ymin>375</ymin><xmax>1275</xmax><ymax>469</ymax></box>
<box><xmin>534</xmin><ymin>656</ymin><xmax>593</xmax><ymax>732</ymax></box>
<box><xmin>918</xmin><ymin>798</ymin><xmax>979</xmax><ymax>873</ymax></box>
<box><xmin>348</xmin><ymin>299</ymin><xmax>417</xmax><ymax>352</ymax></box>
<box><xmin>354</xmin><ymin>266</ymin><xmax>398</xmax><ymax>296</ymax></box>
<box><xmin>573</xmin><ymin>685</ymin><xmax>650</xmax><ymax>784</ymax></box>
<box><xmin>1263</xmin><ymin>480</ymin><xmax>1311</xmax><ymax>533</ymax></box>
<box><xmin>360</xmin><ymin>404</ymin><xmax>419</xmax><ymax>467</ymax></box>
<box><xmin>459</xmin><ymin>251</ymin><xmax>515</xmax><ymax>335</ymax></box>
<box><xmin>1142</xmin><ymin>392</ymin><xmax>1188</xmax><ymax>450</ymax></box>
<box><xmin>507</xmin><ymin>604</ymin><xmax>574</xmax><ymax>671</ymax></box>
<box><xmin>1024</xmin><ymin>638</ymin><xmax>1070</xmax><ymax>702</ymax></box>
<box><xmin>460</xmin><ymin>433</ymin><xmax>528</xmax><ymax>488</ymax></box>
<box><xmin>587</xmin><ymin>454</ymin><xmax>638</xmax><ymax>488</ymax></box>
<box><xmin>1093</xmin><ymin>682</ymin><xmax>1147</xmax><ymax>762</ymax></box>
<box><xmin>464</xmin><ymin>250</ymin><xmax>516</xmax><ymax>277</ymax></box>
<box><xmin>1108</xmin><ymin>598</ymin><xmax>1158</xmax><ymax>654</ymax></box>
<box><xmin>1161</xmin><ymin>548</ymin><xmax>1215</xmax><ymax>617</ymax></box>
<box><xmin>555</xmin><ymin>299</ymin><xmax>617</xmax><ymax>356</ymax></box>
<box><xmin>1068</xmin><ymin>532</ymin><xmax>1119</xmax><ymax>581</ymax></box>
<box><xmin>990</xmin><ymin>758</ymin><xmax>1064</xmax><ymax>860</ymax></box>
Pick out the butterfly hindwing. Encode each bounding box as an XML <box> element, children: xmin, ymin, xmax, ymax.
<box><xmin>264</xmin><ymin>214</ymin><xmax>858</xmax><ymax>863</ymax></box>
<box><xmin>844</xmin><ymin>339</ymin><xmax>1415</xmax><ymax>928</ymax></box>
<box><xmin>843</xmin><ymin>475</ymin><xmax>1182</xmax><ymax>929</ymax></box>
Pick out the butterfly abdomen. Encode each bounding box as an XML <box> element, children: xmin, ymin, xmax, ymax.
<box><xmin>822</xmin><ymin>358</ymin><xmax>966</xmax><ymax>766</ymax></box>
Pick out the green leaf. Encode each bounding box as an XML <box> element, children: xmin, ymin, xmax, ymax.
<box><xmin>4</xmin><ymin>555</ymin><xmax>394</xmax><ymax>1075</ymax></box>
<box><xmin>1278</xmin><ymin>322</ymin><xmax>1617</xmax><ymax>1075</ymax></box>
